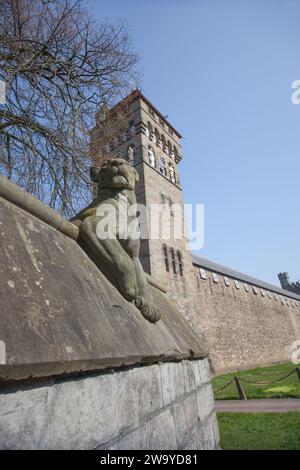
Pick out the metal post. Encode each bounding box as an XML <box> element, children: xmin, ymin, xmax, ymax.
<box><xmin>234</xmin><ymin>376</ymin><xmax>247</xmax><ymax>400</ymax></box>
<box><xmin>296</xmin><ymin>367</ymin><xmax>300</xmax><ymax>382</ymax></box>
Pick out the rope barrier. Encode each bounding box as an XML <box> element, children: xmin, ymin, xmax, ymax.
<box><xmin>214</xmin><ymin>378</ymin><xmax>235</xmax><ymax>394</ymax></box>
<box><xmin>214</xmin><ymin>368</ymin><xmax>299</xmax><ymax>397</ymax></box>
<box><xmin>239</xmin><ymin>368</ymin><xmax>297</xmax><ymax>385</ymax></box>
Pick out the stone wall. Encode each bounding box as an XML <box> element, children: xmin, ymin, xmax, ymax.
<box><xmin>0</xmin><ymin>358</ymin><xmax>218</xmax><ymax>450</ymax></box>
<box><xmin>193</xmin><ymin>261</ymin><xmax>300</xmax><ymax>372</ymax></box>
<box><xmin>0</xmin><ymin>175</ymin><xmax>218</xmax><ymax>450</ymax></box>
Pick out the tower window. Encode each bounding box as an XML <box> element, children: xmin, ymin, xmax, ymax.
<box><xmin>162</xmin><ymin>244</ymin><xmax>169</xmax><ymax>272</ymax></box>
<box><xmin>177</xmin><ymin>250</ymin><xmax>183</xmax><ymax>276</ymax></box>
<box><xmin>129</xmin><ymin>120</ymin><xmax>136</xmax><ymax>136</ymax></box>
<box><xmin>148</xmin><ymin>146</ymin><xmax>155</xmax><ymax>167</ymax></box>
<box><xmin>169</xmin><ymin>164</ymin><xmax>176</xmax><ymax>183</ymax></box>
<box><xmin>127</xmin><ymin>144</ymin><xmax>135</xmax><ymax>164</ymax></box>
<box><xmin>170</xmin><ymin>248</ymin><xmax>177</xmax><ymax>274</ymax></box>
<box><xmin>159</xmin><ymin>155</ymin><xmax>167</xmax><ymax>176</ymax></box>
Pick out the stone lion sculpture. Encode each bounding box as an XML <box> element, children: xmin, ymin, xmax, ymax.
<box><xmin>71</xmin><ymin>158</ymin><xmax>160</xmax><ymax>323</ymax></box>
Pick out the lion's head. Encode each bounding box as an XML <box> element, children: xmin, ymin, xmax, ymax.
<box><xmin>90</xmin><ymin>158</ymin><xmax>139</xmax><ymax>191</ymax></box>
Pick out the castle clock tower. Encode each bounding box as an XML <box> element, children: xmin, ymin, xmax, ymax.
<box><xmin>90</xmin><ymin>90</ymin><xmax>201</xmax><ymax>332</ymax></box>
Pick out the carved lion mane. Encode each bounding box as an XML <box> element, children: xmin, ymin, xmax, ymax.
<box><xmin>71</xmin><ymin>158</ymin><xmax>160</xmax><ymax>323</ymax></box>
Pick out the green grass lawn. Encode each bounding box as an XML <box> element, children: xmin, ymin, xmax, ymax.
<box><xmin>218</xmin><ymin>412</ymin><xmax>300</xmax><ymax>450</ymax></box>
<box><xmin>212</xmin><ymin>363</ymin><xmax>300</xmax><ymax>400</ymax></box>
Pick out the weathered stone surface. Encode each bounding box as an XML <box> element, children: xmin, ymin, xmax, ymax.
<box><xmin>196</xmin><ymin>383</ymin><xmax>215</xmax><ymax>422</ymax></box>
<box><xmin>0</xmin><ymin>358</ymin><xmax>218</xmax><ymax>450</ymax></box>
<box><xmin>198</xmin><ymin>357</ymin><xmax>212</xmax><ymax>384</ymax></box>
<box><xmin>201</xmin><ymin>414</ymin><xmax>218</xmax><ymax>450</ymax></box>
<box><xmin>182</xmin><ymin>360</ymin><xmax>196</xmax><ymax>393</ymax></box>
<box><xmin>160</xmin><ymin>361</ymin><xmax>185</xmax><ymax>406</ymax></box>
<box><xmin>41</xmin><ymin>373</ymin><xmax>119</xmax><ymax>449</ymax></box>
<box><xmin>146</xmin><ymin>408</ymin><xmax>178</xmax><ymax>450</ymax></box>
<box><xmin>0</xmin><ymin>194</ymin><xmax>207</xmax><ymax>381</ymax></box>
<box><xmin>110</xmin><ymin>425</ymin><xmax>148</xmax><ymax>450</ymax></box>
<box><xmin>173</xmin><ymin>393</ymin><xmax>198</xmax><ymax>448</ymax></box>
<box><xmin>117</xmin><ymin>364</ymin><xmax>163</xmax><ymax>430</ymax></box>
<box><xmin>0</xmin><ymin>386</ymin><xmax>49</xmax><ymax>450</ymax></box>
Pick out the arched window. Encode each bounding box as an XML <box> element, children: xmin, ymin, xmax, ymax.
<box><xmin>173</xmin><ymin>146</ymin><xmax>178</xmax><ymax>160</ymax></box>
<box><xmin>150</xmin><ymin>129</ymin><xmax>156</xmax><ymax>144</ymax></box>
<box><xmin>170</xmin><ymin>248</ymin><xmax>177</xmax><ymax>274</ymax></box>
<box><xmin>177</xmin><ymin>251</ymin><xmax>183</xmax><ymax>276</ymax></box>
<box><xmin>159</xmin><ymin>155</ymin><xmax>167</xmax><ymax>176</ymax></box>
<box><xmin>162</xmin><ymin>245</ymin><xmax>169</xmax><ymax>272</ymax></box>
<box><xmin>146</xmin><ymin>121</ymin><xmax>152</xmax><ymax>138</ymax></box>
<box><xmin>129</xmin><ymin>120</ymin><xmax>136</xmax><ymax>136</ymax></box>
<box><xmin>155</xmin><ymin>128</ymin><xmax>160</xmax><ymax>144</ymax></box>
<box><xmin>148</xmin><ymin>145</ymin><xmax>155</xmax><ymax>167</ymax></box>
<box><xmin>127</xmin><ymin>144</ymin><xmax>135</xmax><ymax>165</ymax></box>
<box><xmin>157</xmin><ymin>131</ymin><xmax>162</xmax><ymax>148</ymax></box>
<box><xmin>169</xmin><ymin>164</ymin><xmax>176</xmax><ymax>183</ymax></box>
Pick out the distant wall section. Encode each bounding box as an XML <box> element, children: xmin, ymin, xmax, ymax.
<box><xmin>193</xmin><ymin>257</ymin><xmax>300</xmax><ymax>372</ymax></box>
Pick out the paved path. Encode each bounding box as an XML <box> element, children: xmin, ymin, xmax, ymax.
<box><xmin>215</xmin><ymin>398</ymin><xmax>300</xmax><ymax>413</ymax></box>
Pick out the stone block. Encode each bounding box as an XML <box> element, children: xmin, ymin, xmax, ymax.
<box><xmin>182</xmin><ymin>360</ymin><xmax>196</xmax><ymax>392</ymax></box>
<box><xmin>200</xmin><ymin>415</ymin><xmax>217</xmax><ymax>450</ymax></box>
<box><xmin>112</xmin><ymin>425</ymin><xmax>148</xmax><ymax>450</ymax></box>
<box><xmin>117</xmin><ymin>364</ymin><xmax>163</xmax><ymax>430</ymax></box>
<box><xmin>211</xmin><ymin>412</ymin><xmax>220</xmax><ymax>444</ymax></box>
<box><xmin>182</xmin><ymin>421</ymin><xmax>200</xmax><ymax>450</ymax></box>
<box><xmin>160</xmin><ymin>362</ymin><xmax>185</xmax><ymax>406</ymax></box>
<box><xmin>0</xmin><ymin>386</ymin><xmax>48</xmax><ymax>449</ymax></box>
<box><xmin>146</xmin><ymin>408</ymin><xmax>178</xmax><ymax>450</ymax></box>
<box><xmin>41</xmin><ymin>373</ymin><xmax>119</xmax><ymax>449</ymax></box>
<box><xmin>173</xmin><ymin>392</ymin><xmax>198</xmax><ymax>448</ymax></box>
<box><xmin>198</xmin><ymin>357</ymin><xmax>211</xmax><ymax>384</ymax></box>
<box><xmin>196</xmin><ymin>383</ymin><xmax>215</xmax><ymax>422</ymax></box>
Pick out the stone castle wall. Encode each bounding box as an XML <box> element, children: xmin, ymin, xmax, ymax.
<box><xmin>0</xmin><ymin>175</ymin><xmax>218</xmax><ymax>450</ymax></box>
<box><xmin>1</xmin><ymin>358</ymin><xmax>218</xmax><ymax>450</ymax></box>
<box><xmin>193</xmin><ymin>263</ymin><xmax>300</xmax><ymax>372</ymax></box>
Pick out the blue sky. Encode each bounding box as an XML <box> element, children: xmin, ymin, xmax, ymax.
<box><xmin>90</xmin><ymin>0</ymin><xmax>300</xmax><ymax>286</ymax></box>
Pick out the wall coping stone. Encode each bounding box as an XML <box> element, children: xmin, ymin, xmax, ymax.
<box><xmin>0</xmin><ymin>177</ymin><xmax>207</xmax><ymax>382</ymax></box>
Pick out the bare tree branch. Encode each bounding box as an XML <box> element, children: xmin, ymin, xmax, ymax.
<box><xmin>0</xmin><ymin>0</ymin><xmax>140</xmax><ymax>216</ymax></box>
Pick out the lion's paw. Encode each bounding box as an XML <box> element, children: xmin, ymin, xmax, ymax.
<box><xmin>134</xmin><ymin>296</ymin><xmax>161</xmax><ymax>324</ymax></box>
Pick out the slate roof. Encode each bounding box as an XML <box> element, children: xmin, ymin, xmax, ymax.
<box><xmin>192</xmin><ymin>254</ymin><xmax>300</xmax><ymax>301</ymax></box>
